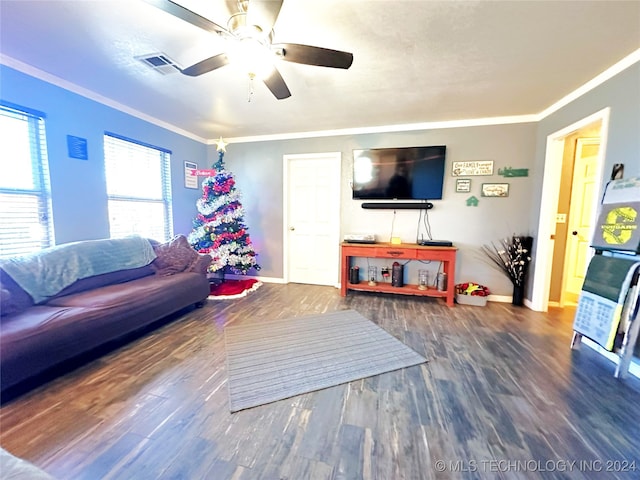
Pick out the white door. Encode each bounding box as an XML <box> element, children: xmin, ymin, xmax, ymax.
<box><xmin>562</xmin><ymin>138</ymin><xmax>600</xmax><ymax>303</ymax></box>
<box><xmin>284</xmin><ymin>152</ymin><xmax>341</xmax><ymax>286</ymax></box>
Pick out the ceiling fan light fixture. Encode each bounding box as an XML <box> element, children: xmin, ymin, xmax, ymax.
<box><xmin>228</xmin><ymin>12</ymin><xmax>263</xmax><ymax>39</ymax></box>
<box><xmin>227</xmin><ymin>37</ymin><xmax>273</xmax><ymax>78</ymax></box>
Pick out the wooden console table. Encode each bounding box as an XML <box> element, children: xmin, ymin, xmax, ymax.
<box><xmin>340</xmin><ymin>242</ymin><xmax>457</xmax><ymax>306</ymax></box>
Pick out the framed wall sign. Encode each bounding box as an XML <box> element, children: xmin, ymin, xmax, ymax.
<box><xmin>456</xmin><ymin>178</ymin><xmax>471</xmax><ymax>193</ymax></box>
<box><xmin>184</xmin><ymin>161</ymin><xmax>198</xmax><ymax>189</ymax></box>
<box><xmin>481</xmin><ymin>183</ymin><xmax>509</xmax><ymax>197</ymax></box>
<box><xmin>452</xmin><ymin>160</ymin><xmax>493</xmax><ymax>176</ymax></box>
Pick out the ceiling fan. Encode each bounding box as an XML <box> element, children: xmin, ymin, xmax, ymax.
<box><xmin>145</xmin><ymin>0</ymin><xmax>354</xmax><ymax>99</ymax></box>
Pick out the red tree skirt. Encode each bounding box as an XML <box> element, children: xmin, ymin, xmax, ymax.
<box><xmin>209</xmin><ymin>278</ymin><xmax>262</xmax><ymax>300</ymax></box>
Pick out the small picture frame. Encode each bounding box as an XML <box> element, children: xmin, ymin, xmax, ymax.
<box><xmin>481</xmin><ymin>183</ymin><xmax>509</xmax><ymax>197</ymax></box>
<box><xmin>455</xmin><ymin>178</ymin><xmax>471</xmax><ymax>193</ymax></box>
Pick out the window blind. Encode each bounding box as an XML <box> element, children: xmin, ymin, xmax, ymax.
<box><xmin>0</xmin><ymin>105</ymin><xmax>54</xmax><ymax>258</ymax></box>
<box><xmin>104</xmin><ymin>134</ymin><xmax>173</xmax><ymax>242</ymax></box>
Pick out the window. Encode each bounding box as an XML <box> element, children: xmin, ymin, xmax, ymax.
<box><xmin>0</xmin><ymin>104</ymin><xmax>54</xmax><ymax>258</ymax></box>
<box><xmin>104</xmin><ymin>133</ymin><xmax>173</xmax><ymax>242</ymax></box>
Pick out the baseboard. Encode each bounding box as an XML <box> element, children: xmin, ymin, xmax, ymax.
<box><xmin>487</xmin><ymin>294</ymin><xmax>512</xmax><ymax>303</ymax></box>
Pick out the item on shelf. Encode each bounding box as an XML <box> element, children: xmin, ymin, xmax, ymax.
<box><xmin>344</xmin><ymin>233</ymin><xmax>376</xmax><ymax>244</ymax></box>
<box><xmin>381</xmin><ymin>267</ymin><xmax>390</xmax><ymax>280</ymax></box>
<box><xmin>391</xmin><ymin>262</ymin><xmax>404</xmax><ymax>287</ymax></box>
<box><xmin>349</xmin><ymin>266</ymin><xmax>360</xmax><ymax>284</ymax></box>
<box><xmin>418</xmin><ymin>270</ymin><xmax>429</xmax><ymax>290</ymax></box>
<box><xmin>437</xmin><ymin>272</ymin><xmax>447</xmax><ymax>291</ymax></box>
<box><xmin>368</xmin><ymin>266</ymin><xmax>377</xmax><ymax>286</ymax></box>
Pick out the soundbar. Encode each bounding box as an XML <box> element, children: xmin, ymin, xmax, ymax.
<box><xmin>362</xmin><ymin>202</ymin><xmax>433</xmax><ymax>210</ymax></box>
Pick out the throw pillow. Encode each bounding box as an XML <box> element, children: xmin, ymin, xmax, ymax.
<box><xmin>187</xmin><ymin>253</ymin><xmax>212</xmax><ymax>274</ymax></box>
<box><xmin>152</xmin><ymin>234</ymin><xmax>204</xmax><ymax>276</ymax></box>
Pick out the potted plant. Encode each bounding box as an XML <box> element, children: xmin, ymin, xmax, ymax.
<box><xmin>481</xmin><ymin>235</ymin><xmax>533</xmax><ymax>306</ymax></box>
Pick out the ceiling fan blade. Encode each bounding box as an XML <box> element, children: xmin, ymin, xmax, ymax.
<box><xmin>144</xmin><ymin>0</ymin><xmax>228</xmax><ymax>35</ymax></box>
<box><xmin>272</xmin><ymin>43</ymin><xmax>354</xmax><ymax>69</ymax></box>
<box><xmin>181</xmin><ymin>54</ymin><xmax>230</xmax><ymax>76</ymax></box>
<box><xmin>262</xmin><ymin>66</ymin><xmax>291</xmax><ymax>99</ymax></box>
<box><xmin>246</xmin><ymin>0</ymin><xmax>283</xmax><ymax>34</ymax></box>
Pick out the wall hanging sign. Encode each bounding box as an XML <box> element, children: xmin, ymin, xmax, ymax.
<box><xmin>591</xmin><ymin>176</ymin><xmax>640</xmax><ymax>253</ymax></box>
<box><xmin>498</xmin><ymin>166</ymin><xmax>529</xmax><ymax>177</ymax></box>
<box><xmin>481</xmin><ymin>183</ymin><xmax>509</xmax><ymax>197</ymax></box>
<box><xmin>456</xmin><ymin>178</ymin><xmax>471</xmax><ymax>193</ymax></box>
<box><xmin>452</xmin><ymin>160</ymin><xmax>493</xmax><ymax>176</ymax></box>
<box><xmin>184</xmin><ymin>161</ymin><xmax>198</xmax><ymax>189</ymax></box>
<box><xmin>67</xmin><ymin>135</ymin><xmax>88</xmax><ymax>160</ymax></box>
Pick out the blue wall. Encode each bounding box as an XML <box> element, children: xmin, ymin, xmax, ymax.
<box><xmin>0</xmin><ymin>65</ymin><xmax>208</xmax><ymax>245</ymax></box>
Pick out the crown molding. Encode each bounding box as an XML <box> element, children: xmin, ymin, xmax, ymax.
<box><xmin>0</xmin><ymin>55</ymin><xmax>208</xmax><ymax>144</ymax></box>
<box><xmin>535</xmin><ymin>48</ymin><xmax>640</xmax><ymax>121</ymax></box>
<box><xmin>4</xmin><ymin>47</ymin><xmax>639</xmax><ymax>146</ymax></box>
<box><xmin>223</xmin><ymin>115</ymin><xmax>539</xmax><ymax>144</ymax></box>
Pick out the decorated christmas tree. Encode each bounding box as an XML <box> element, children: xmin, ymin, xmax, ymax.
<box><xmin>188</xmin><ymin>138</ymin><xmax>261</xmax><ymax>276</ymax></box>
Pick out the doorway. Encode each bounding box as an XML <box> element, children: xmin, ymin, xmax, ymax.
<box><xmin>283</xmin><ymin>152</ymin><xmax>342</xmax><ymax>286</ymax></box>
<box><xmin>531</xmin><ymin>108</ymin><xmax>610</xmax><ymax>312</ymax></box>
<box><xmin>549</xmin><ymin>131</ymin><xmax>602</xmax><ymax>307</ymax></box>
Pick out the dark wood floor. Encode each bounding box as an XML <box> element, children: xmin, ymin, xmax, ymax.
<box><xmin>1</xmin><ymin>283</ymin><xmax>640</xmax><ymax>479</ymax></box>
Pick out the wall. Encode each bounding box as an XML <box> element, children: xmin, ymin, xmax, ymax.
<box><xmin>220</xmin><ymin>123</ymin><xmax>538</xmax><ymax>295</ymax></box>
<box><xmin>0</xmin><ymin>65</ymin><xmax>208</xmax><ymax>245</ymax></box>
<box><xmin>529</xmin><ymin>62</ymin><xmax>640</xmax><ymax>297</ymax></box>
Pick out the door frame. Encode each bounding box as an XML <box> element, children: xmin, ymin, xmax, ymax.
<box><xmin>282</xmin><ymin>152</ymin><xmax>342</xmax><ymax>285</ymax></box>
<box><xmin>560</xmin><ymin>136</ymin><xmax>601</xmax><ymax>305</ymax></box>
<box><xmin>530</xmin><ymin>107</ymin><xmax>610</xmax><ymax>312</ymax></box>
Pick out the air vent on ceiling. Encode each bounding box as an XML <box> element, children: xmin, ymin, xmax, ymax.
<box><xmin>136</xmin><ymin>53</ymin><xmax>181</xmax><ymax>75</ymax></box>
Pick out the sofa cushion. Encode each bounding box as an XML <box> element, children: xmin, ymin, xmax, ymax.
<box><xmin>152</xmin><ymin>235</ymin><xmax>211</xmax><ymax>275</ymax></box>
<box><xmin>0</xmin><ymin>269</ymin><xmax>34</xmax><ymax>317</ymax></box>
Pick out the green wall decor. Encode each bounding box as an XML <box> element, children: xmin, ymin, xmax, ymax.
<box><xmin>466</xmin><ymin>195</ymin><xmax>479</xmax><ymax>207</ymax></box>
<box><xmin>498</xmin><ymin>166</ymin><xmax>529</xmax><ymax>177</ymax></box>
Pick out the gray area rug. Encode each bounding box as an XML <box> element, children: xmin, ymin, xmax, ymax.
<box><xmin>224</xmin><ymin>309</ymin><xmax>427</xmax><ymax>412</ymax></box>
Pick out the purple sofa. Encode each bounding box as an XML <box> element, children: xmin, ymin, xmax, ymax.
<box><xmin>0</xmin><ymin>235</ymin><xmax>211</xmax><ymax>397</ymax></box>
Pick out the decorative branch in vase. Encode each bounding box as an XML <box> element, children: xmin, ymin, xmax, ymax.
<box><xmin>481</xmin><ymin>235</ymin><xmax>533</xmax><ymax>306</ymax></box>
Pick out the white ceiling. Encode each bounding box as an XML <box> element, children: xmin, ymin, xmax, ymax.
<box><xmin>1</xmin><ymin>0</ymin><xmax>639</xmax><ymax>142</ymax></box>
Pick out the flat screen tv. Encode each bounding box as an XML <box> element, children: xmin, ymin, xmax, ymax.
<box><xmin>352</xmin><ymin>146</ymin><xmax>446</xmax><ymax>200</ymax></box>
